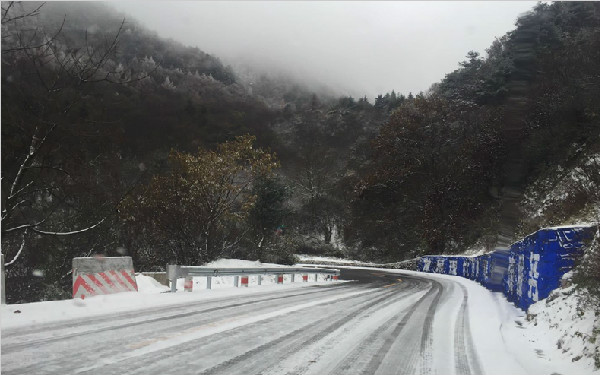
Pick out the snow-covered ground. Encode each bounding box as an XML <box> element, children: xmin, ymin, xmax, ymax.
<box><xmin>521</xmin><ymin>151</ymin><xmax>599</xmax><ymax>229</ymax></box>
<box><xmin>280</xmin><ymin>256</ymin><xmax>599</xmax><ymax>372</ymax></box>
<box><xmin>1</xmin><ymin>259</ymin><xmax>342</xmax><ymax>331</ymax></box>
<box><xmin>204</xmin><ymin>258</ymin><xmax>288</xmax><ymax>268</ymax></box>
<box><xmin>296</xmin><ymin>254</ymin><xmax>383</xmax><ymax>267</ymax></box>
<box><xmin>350</xmin><ymin>266</ymin><xmax>599</xmax><ymax>374</ymax></box>
<box><xmin>296</xmin><ymin>254</ymin><xmax>417</xmax><ymax>269</ymax></box>
<box><xmin>521</xmin><ymin>275</ymin><xmax>599</xmax><ymax>372</ymax></box>
<box><xmin>2</xmin><ymin>258</ymin><xmax>597</xmax><ymax>374</ymax></box>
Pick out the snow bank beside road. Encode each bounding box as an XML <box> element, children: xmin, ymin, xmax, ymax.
<box><xmin>0</xmin><ymin>283</ymin><xmax>332</xmax><ymax>330</ymax></box>
<box><xmin>1</xmin><ymin>264</ymin><xmax>339</xmax><ymax>330</ymax></box>
<box><xmin>523</xmin><ymin>282</ymin><xmax>598</xmax><ymax>371</ymax></box>
<box><xmin>306</xmin><ymin>264</ymin><xmax>598</xmax><ymax>375</ymax></box>
<box><xmin>135</xmin><ymin>274</ymin><xmax>170</xmax><ymax>293</ymax></box>
<box><xmin>388</xmin><ymin>268</ymin><xmax>599</xmax><ymax>374</ymax></box>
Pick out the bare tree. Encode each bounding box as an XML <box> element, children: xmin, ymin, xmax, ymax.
<box><xmin>1</xmin><ymin>2</ymin><xmax>147</xmax><ymax>267</ymax></box>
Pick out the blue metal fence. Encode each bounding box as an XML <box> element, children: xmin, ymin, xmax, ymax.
<box><xmin>417</xmin><ymin>225</ymin><xmax>594</xmax><ymax>310</ymax></box>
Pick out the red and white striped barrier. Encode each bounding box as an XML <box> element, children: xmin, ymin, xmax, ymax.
<box><xmin>72</xmin><ymin>257</ymin><xmax>138</xmax><ymax>299</ymax></box>
<box><xmin>184</xmin><ymin>276</ymin><xmax>193</xmax><ymax>292</ymax></box>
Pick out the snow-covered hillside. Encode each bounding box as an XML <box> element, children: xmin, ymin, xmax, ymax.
<box><xmin>520</xmin><ymin>272</ymin><xmax>599</xmax><ymax>371</ymax></box>
<box><xmin>522</xmin><ymin>152</ymin><xmax>600</xmax><ymax>231</ymax></box>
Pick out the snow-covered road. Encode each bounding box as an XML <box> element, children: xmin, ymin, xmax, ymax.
<box><xmin>1</xmin><ymin>268</ymin><xmax>586</xmax><ymax>375</ymax></box>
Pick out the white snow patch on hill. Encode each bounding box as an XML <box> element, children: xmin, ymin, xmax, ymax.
<box><xmin>522</xmin><ymin>151</ymin><xmax>600</xmax><ymax>224</ymax></box>
<box><xmin>296</xmin><ymin>255</ymin><xmax>381</xmax><ymax>267</ymax></box>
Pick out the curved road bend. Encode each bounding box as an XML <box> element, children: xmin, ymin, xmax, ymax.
<box><xmin>2</xmin><ymin>269</ymin><xmax>484</xmax><ymax>375</ymax></box>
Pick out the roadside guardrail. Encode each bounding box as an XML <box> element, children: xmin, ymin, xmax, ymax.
<box><xmin>166</xmin><ymin>265</ymin><xmax>341</xmax><ymax>292</ymax></box>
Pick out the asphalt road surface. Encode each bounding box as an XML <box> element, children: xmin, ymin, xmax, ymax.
<box><xmin>1</xmin><ymin>269</ymin><xmax>483</xmax><ymax>375</ymax></box>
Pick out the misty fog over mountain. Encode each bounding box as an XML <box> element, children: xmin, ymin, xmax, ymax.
<box><xmin>111</xmin><ymin>1</ymin><xmax>536</xmax><ymax>99</ymax></box>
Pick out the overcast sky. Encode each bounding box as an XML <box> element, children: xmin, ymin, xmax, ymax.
<box><xmin>110</xmin><ymin>1</ymin><xmax>536</xmax><ymax>99</ymax></box>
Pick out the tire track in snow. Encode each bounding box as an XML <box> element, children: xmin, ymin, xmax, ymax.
<box><xmin>69</xmin><ymin>289</ymin><xmax>375</xmax><ymax>375</ymax></box>
<box><xmin>362</xmin><ymin>279</ymin><xmax>443</xmax><ymax>375</ymax></box>
<box><xmin>194</xmin><ymin>284</ymin><xmax>423</xmax><ymax>375</ymax></box>
<box><xmin>278</xmin><ymin>279</ymin><xmax>429</xmax><ymax>375</ymax></box>
<box><xmin>2</xmin><ymin>284</ymin><xmax>356</xmax><ymax>354</ymax></box>
<box><xmin>2</xmin><ymin>283</ymin><xmax>354</xmax><ymax>341</ymax></box>
<box><xmin>61</xmin><ymin>287</ymin><xmax>388</xmax><ymax>375</ymax></box>
<box><xmin>326</xmin><ymin>280</ymin><xmax>434</xmax><ymax>375</ymax></box>
<box><xmin>3</xmin><ymin>270</ymin><xmax>494</xmax><ymax>375</ymax></box>
<box><xmin>196</xmin><ymin>288</ymin><xmax>402</xmax><ymax>375</ymax></box>
<box><xmin>2</xmin><ymin>285</ymin><xmax>359</xmax><ymax>374</ymax></box>
<box><xmin>418</xmin><ymin>279</ymin><xmax>444</xmax><ymax>375</ymax></box>
<box><xmin>454</xmin><ymin>283</ymin><xmax>483</xmax><ymax>375</ymax></box>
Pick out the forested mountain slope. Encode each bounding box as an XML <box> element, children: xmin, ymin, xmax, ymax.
<box><xmin>1</xmin><ymin>2</ymin><xmax>391</xmax><ymax>302</ymax></box>
<box><xmin>2</xmin><ymin>2</ymin><xmax>599</xmax><ymax>303</ymax></box>
<box><xmin>347</xmin><ymin>2</ymin><xmax>600</xmax><ymax>261</ymax></box>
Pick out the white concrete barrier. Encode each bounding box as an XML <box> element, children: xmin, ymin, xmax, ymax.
<box><xmin>72</xmin><ymin>256</ymin><xmax>138</xmax><ymax>299</ymax></box>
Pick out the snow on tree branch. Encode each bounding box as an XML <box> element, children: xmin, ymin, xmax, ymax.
<box><xmin>4</xmin><ymin>229</ymin><xmax>27</xmax><ymax>267</ymax></box>
<box><xmin>30</xmin><ymin>217</ymin><xmax>106</xmax><ymax>236</ymax></box>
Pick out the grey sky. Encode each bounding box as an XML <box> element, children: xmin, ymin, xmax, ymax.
<box><xmin>110</xmin><ymin>1</ymin><xmax>536</xmax><ymax>99</ymax></box>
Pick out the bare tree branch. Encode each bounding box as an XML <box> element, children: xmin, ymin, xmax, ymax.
<box><xmin>8</xmin><ymin>122</ymin><xmax>57</xmax><ymax>200</ymax></box>
<box><xmin>1</xmin><ymin>1</ymin><xmax>44</xmax><ymax>25</ymax></box>
<box><xmin>31</xmin><ymin>217</ymin><xmax>106</xmax><ymax>236</ymax></box>
<box><xmin>4</xmin><ymin>229</ymin><xmax>27</xmax><ymax>267</ymax></box>
<box><xmin>2</xmin><ymin>16</ymin><xmax>64</xmax><ymax>55</ymax></box>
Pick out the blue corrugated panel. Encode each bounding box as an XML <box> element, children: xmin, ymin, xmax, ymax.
<box><xmin>472</xmin><ymin>257</ymin><xmax>479</xmax><ymax>280</ymax></box>
<box><xmin>487</xmin><ymin>250</ymin><xmax>509</xmax><ymax>292</ymax></box>
<box><xmin>484</xmin><ymin>254</ymin><xmax>494</xmax><ymax>287</ymax></box>
<box><xmin>433</xmin><ymin>257</ymin><xmax>448</xmax><ymax>274</ymax></box>
<box><xmin>478</xmin><ymin>254</ymin><xmax>490</xmax><ymax>285</ymax></box>
<box><xmin>468</xmin><ymin>257</ymin><xmax>477</xmax><ymax>280</ymax></box>
<box><xmin>476</xmin><ymin>255</ymin><xmax>484</xmax><ymax>284</ymax></box>
<box><xmin>448</xmin><ymin>257</ymin><xmax>461</xmax><ymax>276</ymax></box>
<box><xmin>523</xmin><ymin>227</ymin><xmax>593</xmax><ymax>308</ymax></box>
<box><xmin>415</xmin><ymin>225</ymin><xmax>593</xmax><ymax>311</ymax></box>
<box><xmin>446</xmin><ymin>257</ymin><xmax>455</xmax><ymax>275</ymax></box>
<box><xmin>456</xmin><ymin>257</ymin><xmax>465</xmax><ymax>277</ymax></box>
<box><xmin>417</xmin><ymin>256</ymin><xmax>434</xmax><ymax>273</ymax></box>
<box><xmin>504</xmin><ymin>244</ymin><xmax>520</xmax><ymax>303</ymax></box>
<box><xmin>454</xmin><ymin>257</ymin><xmax>463</xmax><ymax>276</ymax></box>
<box><xmin>416</xmin><ymin>257</ymin><xmax>423</xmax><ymax>272</ymax></box>
<box><xmin>515</xmin><ymin>239</ymin><xmax>531</xmax><ymax>310</ymax></box>
<box><xmin>470</xmin><ymin>257</ymin><xmax>479</xmax><ymax>280</ymax></box>
<box><xmin>464</xmin><ymin>258</ymin><xmax>473</xmax><ymax>279</ymax></box>
<box><xmin>461</xmin><ymin>258</ymin><xmax>468</xmax><ymax>278</ymax></box>
<box><xmin>428</xmin><ymin>256</ymin><xmax>437</xmax><ymax>273</ymax></box>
